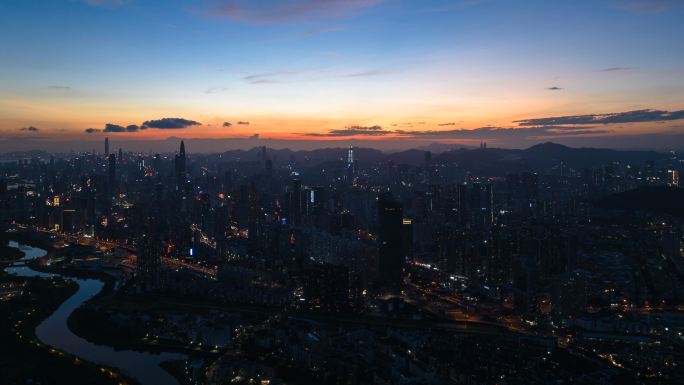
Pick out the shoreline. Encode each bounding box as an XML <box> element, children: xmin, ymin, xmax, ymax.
<box><xmin>3</xmin><ymin>231</ymin><xmax>196</xmax><ymax>385</ymax></box>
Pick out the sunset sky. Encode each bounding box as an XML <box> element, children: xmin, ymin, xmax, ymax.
<box><xmin>1</xmin><ymin>0</ymin><xmax>684</xmax><ymax>151</ymax></box>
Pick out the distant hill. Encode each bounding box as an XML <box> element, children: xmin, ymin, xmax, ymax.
<box><xmin>211</xmin><ymin>142</ymin><xmax>668</xmax><ymax>174</ymax></box>
<box><xmin>595</xmin><ymin>186</ymin><xmax>684</xmax><ymax>217</ymax></box>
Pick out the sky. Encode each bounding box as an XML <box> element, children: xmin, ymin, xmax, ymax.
<box><xmin>1</xmin><ymin>0</ymin><xmax>684</xmax><ymax>152</ymax></box>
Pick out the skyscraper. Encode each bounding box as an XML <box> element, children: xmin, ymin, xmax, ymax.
<box><xmin>377</xmin><ymin>192</ymin><xmax>403</xmax><ymax>292</ymax></box>
<box><xmin>136</xmin><ymin>232</ymin><xmax>161</xmax><ymax>290</ymax></box>
<box><xmin>174</xmin><ymin>141</ymin><xmax>186</xmax><ymax>188</ymax></box>
<box><xmin>108</xmin><ymin>154</ymin><xmax>116</xmax><ymax>188</ymax></box>
<box><xmin>104</xmin><ymin>137</ymin><xmax>109</xmax><ymax>157</ymax></box>
<box><xmin>347</xmin><ymin>145</ymin><xmax>355</xmax><ymax>181</ymax></box>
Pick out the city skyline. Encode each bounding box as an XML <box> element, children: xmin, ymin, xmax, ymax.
<box><xmin>2</xmin><ymin>0</ymin><xmax>684</xmax><ymax>151</ymax></box>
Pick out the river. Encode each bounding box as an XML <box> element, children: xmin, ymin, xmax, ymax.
<box><xmin>4</xmin><ymin>241</ymin><xmax>187</xmax><ymax>385</ymax></box>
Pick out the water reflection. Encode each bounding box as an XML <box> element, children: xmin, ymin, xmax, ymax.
<box><xmin>4</xmin><ymin>241</ymin><xmax>186</xmax><ymax>385</ymax></box>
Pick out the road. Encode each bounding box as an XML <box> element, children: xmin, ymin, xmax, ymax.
<box><xmin>14</xmin><ymin>225</ymin><xmax>217</xmax><ymax>279</ymax></box>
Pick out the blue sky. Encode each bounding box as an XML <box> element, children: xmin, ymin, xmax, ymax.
<box><xmin>1</xmin><ymin>0</ymin><xmax>683</xmax><ymax>150</ymax></box>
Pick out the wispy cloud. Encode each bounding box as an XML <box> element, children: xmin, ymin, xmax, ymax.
<box><xmin>601</xmin><ymin>66</ymin><xmax>631</xmax><ymax>72</ymax></box>
<box><xmin>546</xmin><ymin>86</ymin><xmax>563</xmax><ymax>90</ymax></box>
<box><xmin>83</xmin><ymin>0</ymin><xmax>127</xmax><ymax>8</ymax></box>
<box><xmin>515</xmin><ymin>109</ymin><xmax>684</xmax><ymax>126</ymax></box>
<box><xmin>209</xmin><ymin>0</ymin><xmax>383</xmax><ymax>23</ymax></box>
<box><xmin>205</xmin><ymin>86</ymin><xmax>230</xmax><ymax>94</ymax></box>
<box><xmin>85</xmin><ymin>128</ymin><xmax>101</xmax><ymax>134</ymax></box>
<box><xmin>46</xmin><ymin>85</ymin><xmax>71</xmax><ymax>90</ymax></box>
<box><xmin>305</xmin><ymin>124</ymin><xmax>610</xmax><ymax>139</ymax></box>
<box><xmin>243</xmin><ymin>68</ymin><xmax>389</xmax><ymax>84</ymax></box>
<box><xmin>614</xmin><ymin>0</ymin><xmax>682</xmax><ymax>14</ymax></box>
<box><xmin>19</xmin><ymin>126</ymin><xmax>40</xmax><ymax>132</ymax></box>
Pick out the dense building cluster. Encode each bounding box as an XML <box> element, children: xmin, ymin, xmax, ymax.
<box><xmin>1</xmin><ymin>139</ymin><xmax>684</xmax><ymax>384</ymax></box>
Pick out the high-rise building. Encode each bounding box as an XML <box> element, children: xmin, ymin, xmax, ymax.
<box><xmin>377</xmin><ymin>192</ymin><xmax>403</xmax><ymax>292</ymax></box>
<box><xmin>174</xmin><ymin>141</ymin><xmax>186</xmax><ymax>188</ymax></box>
<box><xmin>347</xmin><ymin>145</ymin><xmax>355</xmax><ymax>179</ymax></box>
<box><xmin>108</xmin><ymin>154</ymin><xmax>116</xmax><ymax>188</ymax></box>
<box><xmin>136</xmin><ymin>232</ymin><xmax>161</xmax><ymax>290</ymax></box>
<box><xmin>670</xmin><ymin>170</ymin><xmax>680</xmax><ymax>187</ymax></box>
<box><xmin>104</xmin><ymin>137</ymin><xmax>109</xmax><ymax>157</ymax></box>
<box><xmin>290</xmin><ymin>179</ymin><xmax>302</xmax><ymax>226</ymax></box>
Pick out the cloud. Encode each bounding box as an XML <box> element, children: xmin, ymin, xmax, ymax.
<box><xmin>142</xmin><ymin>118</ymin><xmax>201</xmax><ymax>129</ymax></box>
<box><xmin>85</xmin><ymin>128</ymin><xmax>102</xmax><ymax>134</ymax></box>
<box><xmin>19</xmin><ymin>126</ymin><xmax>40</xmax><ymax>132</ymax></box>
<box><xmin>546</xmin><ymin>86</ymin><xmax>563</xmax><ymax>90</ymax></box>
<box><xmin>515</xmin><ymin>109</ymin><xmax>684</xmax><ymax>126</ymax></box>
<box><xmin>237</xmin><ymin>121</ymin><xmax>250</xmax><ymax>125</ymax></box>
<box><xmin>104</xmin><ymin>123</ymin><xmax>126</xmax><ymax>132</ymax></box>
<box><xmin>126</xmin><ymin>124</ymin><xmax>141</xmax><ymax>132</ymax></box>
<box><xmin>304</xmin><ymin>124</ymin><xmax>609</xmax><ymax>139</ymax></box>
<box><xmin>250</xmin><ymin>133</ymin><xmax>260</xmax><ymax>139</ymax></box>
<box><xmin>243</xmin><ymin>68</ymin><xmax>389</xmax><ymax>84</ymax></box>
<box><xmin>346</xmin><ymin>125</ymin><xmax>382</xmax><ymax>131</ymax></box>
<box><xmin>341</xmin><ymin>69</ymin><xmax>390</xmax><ymax>78</ymax></box>
<box><xmin>223</xmin><ymin>122</ymin><xmax>233</xmax><ymax>127</ymax></box>
<box><xmin>47</xmin><ymin>85</ymin><xmax>71</xmax><ymax>90</ymax></box>
<box><xmin>614</xmin><ymin>0</ymin><xmax>682</xmax><ymax>13</ymax></box>
<box><xmin>438</xmin><ymin>123</ymin><xmax>457</xmax><ymax>126</ymax></box>
<box><xmin>83</xmin><ymin>0</ymin><xmax>127</xmax><ymax>8</ymax></box>
<box><xmin>601</xmin><ymin>66</ymin><xmax>630</xmax><ymax>72</ymax></box>
<box><xmin>305</xmin><ymin>125</ymin><xmax>388</xmax><ymax>137</ymax></box>
<box><xmin>244</xmin><ymin>71</ymin><xmax>298</xmax><ymax>84</ymax></box>
<box><xmin>209</xmin><ymin>0</ymin><xmax>383</xmax><ymax>23</ymax></box>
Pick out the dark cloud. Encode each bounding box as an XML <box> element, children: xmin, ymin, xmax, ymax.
<box><xmin>104</xmin><ymin>123</ymin><xmax>126</xmax><ymax>132</ymax></box>
<box><xmin>85</xmin><ymin>128</ymin><xmax>102</xmax><ymax>134</ymax></box>
<box><xmin>305</xmin><ymin>124</ymin><xmax>609</xmax><ymax>139</ymax></box>
<box><xmin>142</xmin><ymin>118</ymin><xmax>201</xmax><ymax>129</ymax></box>
<box><xmin>346</xmin><ymin>125</ymin><xmax>382</xmax><ymax>131</ymax></box>
<box><xmin>19</xmin><ymin>126</ymin><xmax>40</xmax><ymax>132</ymax></box>
<box><xmin>210</xmin><ymin>0</ymin><xmax>383</xmax><ymax>23</ymax></box>
<box><xmin>601</xmin><ymin>66</ymin><xmax>630</xmax><ymax>72</ymax></box>
<box><xmin>237</xmin><ymin>121</ymin><xmax>250</xmax><ymax>125</ymax></box>
<box><xmin>126</xmin><ymin>125</ymin><xmax>141</xmax><ymax>132</ymax></box>
<box><xmin>515</xmin><ymin>109</ymin><xmax>684</xmax><ymax>126</ymax></box>
<box><xmin>223</xmin><ymin>122</ymin><xmax>233</xmax><ymax>127</ymax></box>
<box><xmin>546</xmin><ymin>86</ymin><xmax>563</xmax><ymax>90</ymax></box>
<box><xmin>305</xmin><ymin>125</ymin><xmax>387</xmax><ymax>137</ymax></box>
<box><xmin>438</xmin><ymin>123</ymin><xmax>457</xmax><ymax>126</ymax></box>
<box><xmin>250</xmin><ymin>133</ymin><xmax>260</xmax><ymax>139</ymax></box>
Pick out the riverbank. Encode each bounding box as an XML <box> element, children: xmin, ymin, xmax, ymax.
<box><xmin>0</xmin><ymin>273</ymin><xmax>134</xmax><ymax>385</ymax></box>
<box><xmin>3</xmin><ymin>233</ymin><xmax>191</xmax><ymax>385</ymax></box>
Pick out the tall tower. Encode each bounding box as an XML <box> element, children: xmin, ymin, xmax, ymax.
<box><xmin>104</xmin><ymin>137</ymin><xmax>109</xmax><ymax>157</ymax></box>
<box><xmin>347</xmin><ymin>145</ymin><xmax>355</xmax><ymax>180</ymax></box>
<box><xmin>175</xmin><ymin>141</ymin><xmax>187</xmax><ymax>187</ymax></box>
